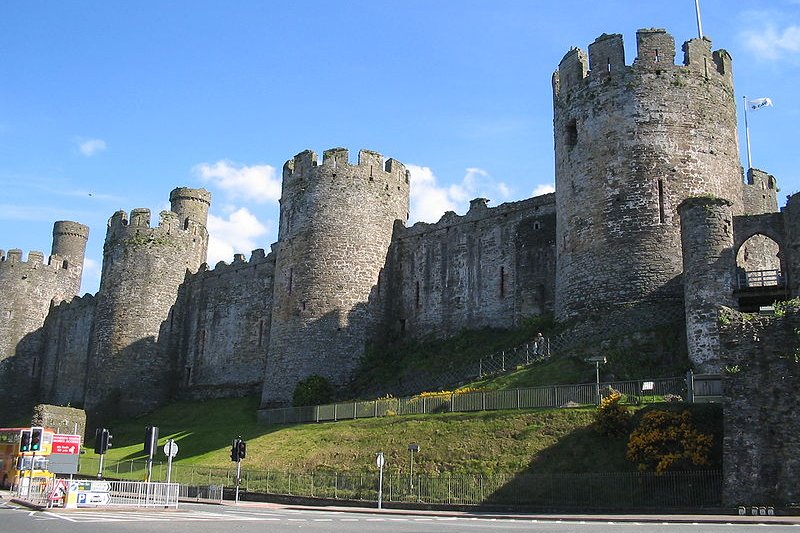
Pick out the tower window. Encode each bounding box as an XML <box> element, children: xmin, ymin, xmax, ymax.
<box><xmin>657</xmin><ymin>179</ymin><xmax>666</xmax><ymax>224</ymax></box>
<box><xmin>415</xmin><ymin>281</ymin><xmax>421</xmax><ymax>309</ymax></box>
<box><xmin>500</xmin><ymin>266</ymin><xmax>506</xmax><ymax>298</ymax></box>
<box><xmin>566</xmin><ymin>119</ymin><xmax>578</xmax><ymax>147</ymax></box>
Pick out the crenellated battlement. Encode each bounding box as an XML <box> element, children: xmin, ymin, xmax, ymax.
<box><xmin>282</xmin><ymin>148</ymin><xmax>409</xmax><ymax>185</ymax></box>
<box><xmin>50</xmin><ymin>292</ymin><xmax>96</xmax><ymax>311</ymax></box>
<box><xmin>0</xmin><ymin>248</ymin><xmax>80</xmax><ymax>272</ymax></box>
<box><xmin>553</xmin><ymin>28</ymin><xmax>732</xmax><ymax>98</ymax></box>
<box><xmin>105</xmin><ymin>208</ymin><xmax>190</xmax><ymax>244</ymax></box>
<box><xmin>193</xmin><ymin>248</ymin><xmax>275</xmax><ymax>281</ymax></box>
<box><xmin>397</xmin><ymin>194</ymin><xmax>555</xmax><ymax>239</ymax></box>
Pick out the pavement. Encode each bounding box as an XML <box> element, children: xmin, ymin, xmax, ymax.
<box><xmin>4</xmin><ymin>489</ymin><xmax>799</xmax><ymax>525</ymax></box>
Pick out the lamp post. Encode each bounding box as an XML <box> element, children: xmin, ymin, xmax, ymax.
<box><xmin>408</xmin><ymin>443</ymin><xmax>420</xmax><ymax>490</ymax></box>
<box><xmin>585</xmin><ymin>356</ymin><xmax>607</xmax><ymax>405</ymax></box>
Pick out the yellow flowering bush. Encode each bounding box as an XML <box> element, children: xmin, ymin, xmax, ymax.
<box><xmin>626</xmin><ymin>410</ymin><xmax>713</xmax><ymax>474</ymax></box>
<box><xmin>593</xmin><ymin>390</ymin><xmax>631</xmax><ymax>437</ymax></box>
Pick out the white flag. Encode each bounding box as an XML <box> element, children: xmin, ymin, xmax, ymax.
<box><xmin>748</xmin><ymin>97</ymin><xmax>773</xmax><ymax>111</ymax></box>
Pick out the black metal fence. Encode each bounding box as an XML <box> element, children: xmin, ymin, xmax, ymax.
<box><xmin>79</xmin><ymin>458</ymin><xmax>720</xmax><ymax>509</ymax></box>
<box><xmin>258</xmin><ymin>377</ymin><xmax>687</xmax><ymax>425</ymax></box>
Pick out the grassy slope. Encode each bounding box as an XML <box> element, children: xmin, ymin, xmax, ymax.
<box><xmin>83</xmin><ymin>395</ymin><xmax>721</xmax><ymax>479</ymax></box>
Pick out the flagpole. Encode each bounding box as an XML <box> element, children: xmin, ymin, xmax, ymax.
<box><xmin>694</xmin><ymin>0</ymin><xmax>704</xmax><ymax>39</ymax></box>
<box><xmin>743</xmin><ymin>96</ymin><xmax>753</xmax><ymax>171</ymax></box>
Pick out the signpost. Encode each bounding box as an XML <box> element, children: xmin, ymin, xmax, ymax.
<box><xmin>163</xmin><ymin>439</ymin><xmax>178</xmax><ymax>484</ymax></box>
<box><xmin>376</xmin><ymin>452</ymin><xmax>385</xmax><ymax>509</ymax></box>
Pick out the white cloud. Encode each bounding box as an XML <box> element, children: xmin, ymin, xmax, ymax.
<box><xmin>532</xmin><ymin>183</ymin><xmax>555</xmax><ymax>196</ymax></box>
<box><xmin>407</xmin><ymin>165</ymin><xmax>512</xmax><ymax>224</ymax></box>
<box><xmin>78</xmin><ymin>138</ymin><xmax>107</xmax><ymax>156</ymax></box>
<box><xmin>80</xmin><ymin>258</ymin><xmax>101</xmax><ymax>295</ymax></box>
<box><xmin>194</xmin><ymin>160</ymin><xmax>281</xmax><ymax>203</ymax></box>
<box><xmin>740</xmin><ymin>12</ymin><xmax>800</xmax><ymax>60</ymax></box>
<box><xmin>206</xmin><ymin>207</ymin><xmax>269</xmax><ymax>265</ymax></box>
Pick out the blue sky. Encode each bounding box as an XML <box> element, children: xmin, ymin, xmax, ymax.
<box><xmin>1</xmin><ymin>1</ymin><xmax>798</xmax><ymax>294</ymax></box>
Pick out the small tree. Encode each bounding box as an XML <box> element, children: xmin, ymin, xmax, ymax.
<box><xmin>626</xmin><ymin>409</ymin><xmax>713</xmax><ymax>474</ymax></box>
<box><xmin>292</xmin><ymin>375</ymin><xmax>333</xmax><ymax>407</ymax></box>
<box><xmin>593</xmin><ymin>389</ymin><xmax>631</xmax><ymax>437</ymax></box>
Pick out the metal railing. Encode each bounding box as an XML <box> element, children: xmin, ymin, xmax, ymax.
<box><xmin>736</xmin><ymin>269</ymin><xmax>784</xmax><ymax>288</ymax></box>
<box><xmin>80</xmin><ymin>461</ymin><xmax>720</xmax><ymax>509</ymax></box>
<box><xmin>259</xmin><ymin>377</ymin><xmax>686</xmax><ymax>425</ymax></box>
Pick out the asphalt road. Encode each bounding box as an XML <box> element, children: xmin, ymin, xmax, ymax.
<box><xmin>2</xmin><ymin>497</ymin><xmax>799</xmax><ymax>533</ymax></box>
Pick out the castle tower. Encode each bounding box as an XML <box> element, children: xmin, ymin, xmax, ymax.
<box><xmin>552</xmin><ymin>29</ymin><xmax>742</xmax><ymax>320</ymax></box>
<box><xmin>260</xmin><ymin>148</ymin><xmax>409</xmax><ymax>406</ymax></box>
<box><xmin>679</xmin><ymin>197</ymin><xmax>736</xmax><ymax>371</ymax></box>
<box><xmin>85</xmin><ymin>187</ymin><xmax>210</xmax><ymax>418</ymax></box>
<box><xmin>0</xmin><ymin>221</ymin><xmax>88</xmax><ymax>415</ymax></box>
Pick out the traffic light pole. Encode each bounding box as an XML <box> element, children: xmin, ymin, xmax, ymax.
<box><xmin>97</xmin><ymin>452</ymin><xmax>105</xmax><ymax>479</ymax></box>
<box><xmin>235</xmin><ymin>459</ymin><xmax>242</xmax><ymax>505</ymax></box>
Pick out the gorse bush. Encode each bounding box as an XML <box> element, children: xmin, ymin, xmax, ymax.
<box><xmin>626</xmin><ymin>409</ymin><xmax>713</xmax><ymax>474</ymax></box>
<box><xmin>593</xmin><ymin>389</ymin><xmax>631</xmax><ymax>437</ymax></box>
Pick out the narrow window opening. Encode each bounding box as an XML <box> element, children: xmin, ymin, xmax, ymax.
<box><xmin>655</xmin><ymin>49</ymin><xmax>660</xmax><ymax>62</ymax></box>
<box><xmin>199</xmin><ymin>330</ymin><xmax>206</xmax><ymax>357</ymax></box>
<box><xmin>184</xmin><ymin>217</ymin><xmax>190</xmax><ymax>230</ymax></box>
<box><xmin>743</xmin><ymin>247</ymin><xmax>749</xmax><ymax>262</ymax></box>
<box><xmin>566</xmin><ymin>119</ymin><xmax>578</xmax><ymax>147</ymax></box>
<box><xmin>62</xmin><ymin>260</ymin><xmax>69</xmax><ymax>269</ymax></box>
<box><xmin>415</xmin><ymin>281</ymin><xmax>420</xmax><ymax>309</ymax></box>
<box><xmin>185</xmin><ymin>366</ymin><xmax>192</xmax><ymax>386</ymax></box>
<box><xmin>606</xmin><ymin>58</ymin><xmax>611</xmax><ymax>72</ymax></box>
<box><xmin>288</xmin><ymin>268</ymin><xmax>293</xmax><ymax>295</ymax></box>
<box><xmin>534</xmin><ymin>221</ymin><xmax>541</xmax><ymax>230</ymax></box>
<box><xmin>657</xmin><ymin>179</ymin><xmax>666</xmax><ymax>224</ymax></box>
<box><xmin>258</xmin><ymin>320</ymin><xmax>264</xmax><ymax>347</ymax></box>
<box><xmin>500</xmin><ymin>267</ymin><xmax>506</xmax><ymax>298</ymax></box>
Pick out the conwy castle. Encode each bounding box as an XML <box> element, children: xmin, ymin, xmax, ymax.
<box><xmin>0</xmin><ymin>28</ymin><xmax>798</xmax><ymax>504</ymax></box>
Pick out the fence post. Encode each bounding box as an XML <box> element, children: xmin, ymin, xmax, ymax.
<box><xmin>334</xmin><ymin>473</ymin><xmax>338</xmax><ymax>500</ymax></box>
<box><xmin>334</xmin><ymin>403</ymin><xmax>337</xmax><ymax>421</ymax></box>
<box><xmin>526</xmin><ymin>343</ymin><xmax>530</xmax><ymax>365</ymax></box>
<box><xmin>502</xmin><ymin>351</ymin><xmax>505</xmax><ymax>372</ymax></box>
<box><xmin>516</xmin><ymin>388</ymin><xmax>521</xmax><ymax>409</ymax></box>
<box><xmin>479</xmin><ymin>359</ymin><xmax>482</xmax><ymax>378</ymax></box>
<box><xmin>374</xmin><ymin>400</ymin><xmax>378</xmax><ymax>418</ymax></box>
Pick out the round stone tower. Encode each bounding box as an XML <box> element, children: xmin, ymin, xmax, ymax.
<box><xmin>679</xmin><ymin>197</ymin><xmax>736</xmax><ymax>372</ymax></box>
<box><xmin>85</xmin><ymin>187</ymin><xmax>210</xmax><ymax>418</ymax></box>
<box><xmin>552</xmin><ymin>29</ymin><xmax>742</xmax><ymax>320</ymax></box>
<box><xmin>261</xmin><ymin>148</ymin><xmax>409</xmax><ymax>406</ymax></box>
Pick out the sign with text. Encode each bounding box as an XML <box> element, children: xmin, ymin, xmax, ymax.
<box><xmin>52</xmin><ymin>434</ymin><xmax>81</xmax><ymax>455</ymax></box>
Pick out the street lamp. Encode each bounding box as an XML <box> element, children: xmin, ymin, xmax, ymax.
<box><xmin>408</xmin><ymin>443</ymin><xmax>420</xmax><ymax>490</ymax></box>
<box><xmin>585</xmin><ymin>356</ymin><xmax>607</xmax><ymax>405</ymax></box>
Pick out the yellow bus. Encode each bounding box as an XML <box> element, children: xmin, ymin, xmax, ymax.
<box><xmin>0</xmin><ymin>427</ymin><xmax>55</xmax><ymax>490</ymax></box>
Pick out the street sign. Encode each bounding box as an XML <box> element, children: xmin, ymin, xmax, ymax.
<box><xmin>376</xmin><ymin>452</ymin><xmax>385</xmax><ymax>468</ymax></box>
<box><xmin>164</xmin><ymin>440</ymin><xmax>179</xmax><ymax>457</ymax></box>
<box><xmin>52</xmin><ymin>434</ymin><xmax>81</xmax><ymax>454</ymax></box>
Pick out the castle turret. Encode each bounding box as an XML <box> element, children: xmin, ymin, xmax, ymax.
<box><xmin>260</xmin><ymin>148</ymin><xmax>409</xmax><ymax>406</ymax></box>
<box><xmin>679</xmin><ymin>197</ymin><xmax>736</xmax><ymax>371</ymax></box>
<box><xmin>553</xmin><ymin>29</ymin><xmax>742</xmax><ymax>320</ymax></box>
<box><xmin>85</xmin><ymin>187</ymin><xmax>210</xmax><ymax>418</ymax></box>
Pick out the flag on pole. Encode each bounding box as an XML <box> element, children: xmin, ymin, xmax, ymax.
<box><xmin>747</xmin><ymin>98</ymin><xmax>773</xmax><ymax>111</ymax></box>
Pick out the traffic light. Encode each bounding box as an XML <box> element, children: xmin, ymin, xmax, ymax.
<box><xmin>94</xmin><ymin>428</ymin><xmax>113</xmax><ymax>454</ymax></box>
<box><xmin>19</xmin><ymin>429</ymin><xmax>31</xmax><ymax>452</ymax></box>
<box><xmin>230</xmin><ymin>438</ymin><xmax>241</xmax><ymax>462</ymax></box>
<box><xmin>237</xmin><ymin>439</ymin><xmax>246</xmax><ymax>460</ymax></box>
<box><xmin>94</xmin><ymin>427</ymin><xmax>104</xmax><ymax>454</ymax></box>
<box><xmin>30</xmin><ymin>427</ymin><xmax>43</xmax><ymax>452</ymax></box>
<box><xmin>144</xmin><ymin>426</ymin><xmax>159</xmax><ymax>456</ymax></box>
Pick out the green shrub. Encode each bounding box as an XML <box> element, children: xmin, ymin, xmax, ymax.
<box><xmin>292</xmin><ymin>375</ymin><xmax>333</xmax><ymax>407</ymax></box>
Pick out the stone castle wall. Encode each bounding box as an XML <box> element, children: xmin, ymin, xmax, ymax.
<box><xmin>383</xmin><ymin>195</ymin><xmax>556</xmax><ymax>339</ymax></box>
<box><xmin>0</xmin><ymin>221</ymin><xmax>88</xmax><ymax>415</ymax></box>
<box><xmin>553</xmin><ymin>30</ymin><xmax>742</xmax><ymax>320</ymax></box>
<box><xmin>38</xmin><ymin>294</ymin><xmax>95</xmax><ymax>407</ymax></box>
<box><xmin>719</xmin><ymin>306</ymin><xmax>800</xmax><ymax>507</ymax></box>
<box><xmin>174</xmin><ymin>249</ymin><xmax>275</xmax><ymax>400</ymax></box>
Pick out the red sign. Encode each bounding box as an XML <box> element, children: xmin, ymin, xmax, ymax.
<box><xmin>52</xmin><ymin>434</ymin><xmax>81</xmax><ymax>455</ymax></box>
